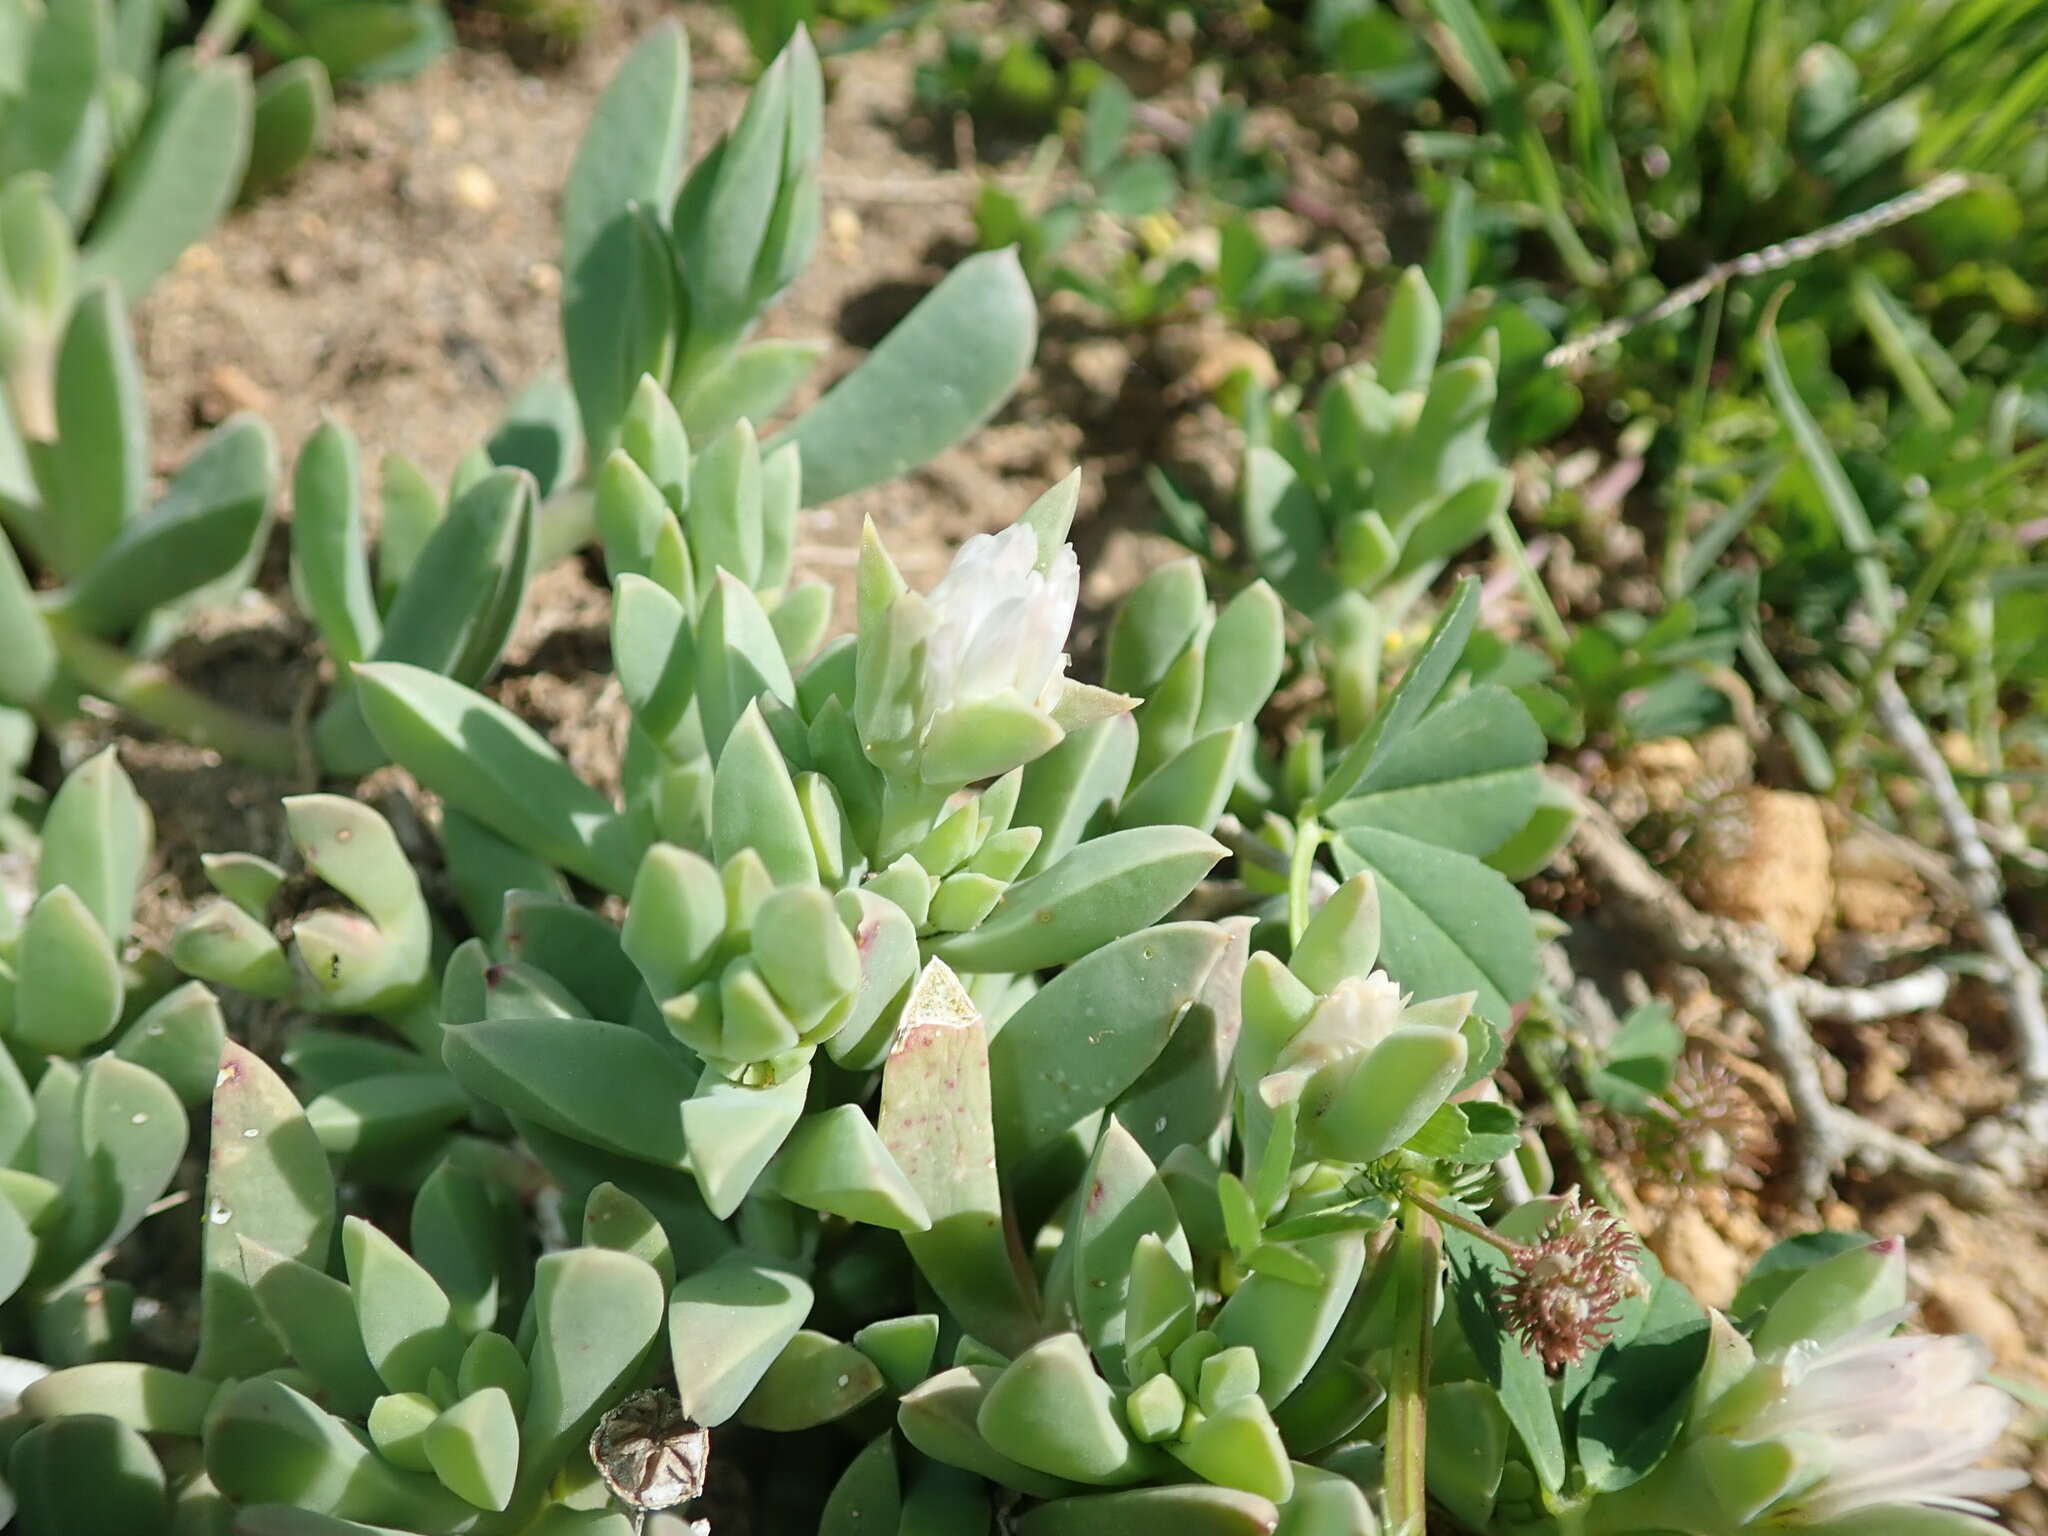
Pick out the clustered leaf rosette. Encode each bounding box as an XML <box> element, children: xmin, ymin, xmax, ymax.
<box><xmin>0</xmin><ymin>753</ymin><xmax>224</xmax><ymax>1365</ymax></box>
<box><xmin>1217</xmin><ymin>267</ymin><xmax>1509</xmax><ymax>738</ymax></box>
<box><xmin>1240</xmin><ymin>874</ymin><xmax>1481</xmax><ymax>1169</ymax></box>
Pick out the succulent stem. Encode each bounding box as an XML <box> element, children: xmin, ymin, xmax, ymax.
<box><xmin>1515</xmin><ymin>1027</ymin><xmax>1628</xmax><ymax>1217</ymax></box>
<box><xmin>1384</xmin><ymin>1200</ymin><xmax>1440</xmax><ymax>1536</ymax></box>
<box><xmin>46</xmin><ymin>620</ymin><xmax>299</xmax><ymax>775</ymax></box>
<box><xmin>1286</xmin><ymin>814</ymin><xmax>1325</xmax><ymax>948</ymax></box>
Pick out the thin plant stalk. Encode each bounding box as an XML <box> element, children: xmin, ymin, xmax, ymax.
<box><xmin>1384</xmin><ymin>1201</ymin><xmax>1440</xmax><ymax>1536</ymax></box>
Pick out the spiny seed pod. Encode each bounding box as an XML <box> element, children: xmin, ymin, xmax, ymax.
<box><xmin>1635</xmin><ymin>1051</ymin><xmax>1770</xmax><ymax>1189</ymax></box>
<box><xmin>1499</xmin><ymin>1190</ymin><xmax>1641</xmax><ymax>1372</ymax></box>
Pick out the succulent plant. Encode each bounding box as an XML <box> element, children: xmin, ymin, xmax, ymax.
<box><xmin>0</xmin><ymin>22</ymin><xmax>2026</xmax><ymax>1536</ymax></box>
<box><xmin>0</xmin><ymin>751</ymin><xmax>224</xmax><ymax>1367</ymax></box>
<box><xmin>0</xmin><ymin>17</ymin><xmax>256</xmax><ymax>308</ymax></box>
<box><xmin>0</xmin><ymin>255</ymin><xmax>290</xmax><ymax>769</ymax></box>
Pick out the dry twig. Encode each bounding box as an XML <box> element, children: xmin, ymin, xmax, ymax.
<box><xmin>1872</xmin><ymin>673</ymin><xmax>2048</xmax><ymax>1107</ymax></box>
<box><xmin>1572</xmin><ymin>802</ymin><xmax>2001</xmax><ymax>1209</ymax></box>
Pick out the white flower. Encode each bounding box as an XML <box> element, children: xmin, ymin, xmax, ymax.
<box><xmin>920</xmin><ymin>525</ymin><xmax>1078</xmax><ymax>720</ymax></box>
<box><xmin>1739</xmin><ymin>1309</ymin><xmax>2027</xmax><ymax>1522</ymax></box>
<box><xmin>1257</xmin><ymin>970</ymin><xmax>1407</xmax><ymax>1107</ymax></box>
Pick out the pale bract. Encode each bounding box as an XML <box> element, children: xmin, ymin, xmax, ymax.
<box><xmin>1261</xmin><ymin>970</ymin><xmax>1410</xmax><ymax>1100</ymax></box>
<box><xmin>921</xmin><ymin>524</ymin><xmax>1079</xmax><ymax>719</ymax></box>
<box><xmin>1742</xmin><ymin>1310</ymin><xmax>2026</xmax><ymax>1522</ymax></box>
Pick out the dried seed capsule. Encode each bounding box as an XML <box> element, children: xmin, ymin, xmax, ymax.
<box><xmin>591</xmin><ymin>1387</ymin><xmax>710</xmax><ymax>1515</ymax></box>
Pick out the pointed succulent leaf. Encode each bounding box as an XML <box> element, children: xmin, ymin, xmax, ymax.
<box><xmin>36</xmin><ymin>747</ymin><xmax>148</xmax><ymax>943</ymax></box>
<box><xmin>367</xmin><ymin>1392</ymin><xmax>438</xmax><ymax>1470</ymax></box>
<box><xmin>978</xmin><ymin>1332</ymin><xmax>1152</xmax><ymax>1486</ymax></box>
<box><xmin>354</xmin><ymin>663</ymin><xmax>647</xmax><ymax>893</ymax></box>
<box><xmin>989</xmin><ymin>923</ymin><xmax>1231</xmax><ymax>1161</ymax></box>
<box><xmin>1301</xmin><ymin>1025</ymin><xmax>1468</xmax><ymax>1163</ymax></box>
<box><xmin>80</xmin><ymin>54</ymin><xmax>253</xmax><ymax>300</ymax></box>
<box><xmin>1168</xmin><ymin>1394</ymin><xmax>1294</xmax><ymax>1503</ymax></box>
<box><xmin>203</xmin><ymin>1376</ymin><xmax>476</xmax><ymax>1528</ymax></box>
<box><xmin>769</xmin><ymin>1105</ymin><xmax>930</xmax><ymax>1231</ymax></box>
<box><xmin>10</xmin><ymin>1413</ymin><xmax>167</xmax><ymax>1535</ymax></box>
<box><xmin>582</xmin><ymin>1184</ymin><xmax>676</xmax><ymax>1294</ymax></box>
<box><xmin>680</xmin><ymin>1063</ymin><xmax>809</xmax><ymax>1217</ymax></box>
<box><xmin>375</xmin><ymin>452</ymin><xmax>443</xmax><ymax>606</ymax></box>
<box><xmin>1241</xmin><ymin>447</ymin><xmax>1336</xmax><ymax>616</ymax></box>
<box><xmin>342</xmin><ymin>1216</ymin><xmax>468</xmax><ymax>1395</ymax></box>
<box><xmin>738</xmin><ymin>1329</ymin><xmax>885</xmax><ymax>1431</ymax></box>
<box><xmin>623</xmin><ymin>843</ymin><xmax>726</xmax><ymax>1000</ymax></box>
<box><xmin>667</xmin><ymin>1255</ymin><xmax>814</xmax><ymax>1427</ymax></box>
<box><xmin>1289</xmin><ymin>873</ymin><xmax>1381</xmax><ymax>994</ymax></box>
<box><xmin>1072</xmin><ymin>1120</ymin><xmax>1191</xmax><ymax>1384</ymax></box>
<box><xmin>1378</xmin><ymin>357</ymin><xmax>1495</xmax><ymax>528</ymax></box>
<box><xmin>423</xmin><ymin>1387</ymin><xmax>518</xmax><ymax>1512</ymax></box>
<box><xmin>1105</xmin><ymin>558</ymin><xmax>1207</xmax><ymax>696</ymax></box>
<box><xmin>290</xmin><ymin>418</ymin><xmax>381</xmax><ymax>666</ymax></box>
<box><xmin>854</xmin><ymin>1314</ymin><xmax>940</xmax><ymax>1395</ymax></box>
<box><xmin>1198</xmin><ymin>581</ymin><xmax>1285</xmax><ymax>733</ymax></box>
<box><xmin>771</xmin><ymin>578</ymin><xmax>831</xmax><ymax>665</ymax></box>
<box><xmin>612</xmin><ymin>574</ymin><xmax>695</xmax><ymax>743</ymax></box>
<box><xmin>516</xmin><ymin>1247</ymin><xmax>667</xmax><ymax>1501</ymax></box>
<box><xmin>242</xmin><ymin>55</ymin><xmax>332</xmax><ymax>199</ymax></box>
<box><xmin>171</xmin><ymin>899</ymin><xmax>294</xmax><ymax>999</ymax></box>
<box><xmin>14</xmin><ymin>885</ymin><xmax>122</xmax><ymax>1055</ymax></box>
<box><xmin>411</xmin><ymin>1161</ymin><xmax>507</xmax><ymax>1335</ymax></box>
<box><xmin>711</xmin><ymin>700</ymin><xmax>817</xmax><ymax>886</ymax></box>
<box><xmin>688</xmin><ymin>417</ymin><xmax>764</xmax><ymax>591</ymax></box>
<box><xmin>696</xmin><ymin>570</ymin><xmax>798</xmax><ymax>759</ymax></box>
<box><xmin>39</xmin><ymin>283</ymin><xmax>147</xmax><ymax>579</ymax></box>
<box><xmin>934</xmin><ymin>827</ymin><xmax>1225</xmax><ymax>974</ymax></box>
<box><xmin>242</xmin><ymin>1241</ymin><xmax>386</xmax><ymax>1416</ymax></box>
<box><xmin>777</xmin><ymin>249</ymin><xmax>1037</xmax><ymax>503</ymax></box>
<box><xmin>879</xmin><ymin>962</ymin><xmax>1039</xmax><ymax>1356</ymax></box>
<box><xmin>1118</xmin><ymin>725</ymin><xmax>1244</xmax><ymax>834</ymax></box>
<box><xmin>457</xmin><ymin>1331</ymin><xmax>530</xmax><ymax>1416</ymax></box>
<box><xmin>897</xmin><ymin>1365</ymin><xmax>1078</xmax><ymax>1500</ymax></box>
<box><xmin>202</xmin><ymin>850</ymin><xmax>286</xmax><ymax>916</ymax></box>
<box><xmin>920</xmin><ymin>696</ymin><xmax>1063</xmax><ymax>787</ymax></box>
<box><xmin>196</xmin><ymin>1044</ymin><xmax>335</xmax><ymax>1382</ymax></box>
<box><xmin>562</xmin><ymin>25</ymin><xmax>689</xmax><ymax>454</ymax></box>
<box><xmin>1014</xmin><ymin>715</ymin><xmax>1139</xmax><ymax>874</ymax></box>
<box><xmin>1213</xmin><ymin>1231</ymin><xmax>1366</xmax><ymax>1405</ymax></box>
<box><xmin>110</xmin><ymin>982</ymin><xmax>224</xmax><ymax>1106</ymax></box>
<box><xmin>20</xmin><ymin>1360</ymin><xmax>217</xmax><ymax>1435</ymax></box>
<box><xmin>0</xmin><ymin>0</ymin><xmax>106</xmax><ymax>185</ymax></box>
<box><xmin>59</xmin><ymin>413</ymin><xmax>276</xmax><ymax>636</ymax></box>
<box><xmin>821</xmin><ymin>888</ymin><xmax>921</xmax><ymax>1071</ymax></box>
<box><xmin>1375</xmin><ymin>266</ymin><xmax>1443</xmax><ymax>396</ymax></box>
<box><xmin>443</xmin><ymin>1017</ymin><xmax>695</xmax><ymax>1168</ymax></box>
<box><xmin>0</xmin><ymin>534</ymin><xmax>56</xmax><ymax>707</ymax></box>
